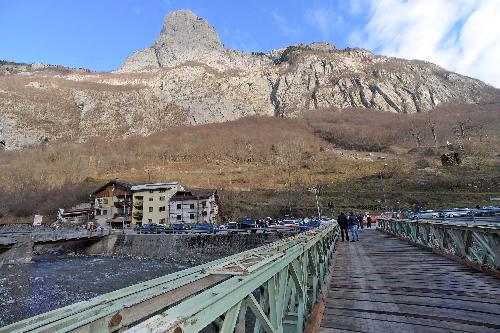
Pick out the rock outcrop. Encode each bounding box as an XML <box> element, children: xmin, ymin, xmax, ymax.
<box><xmin>0</xmin><ymin>10</ymin><xmax>498</xmax><ymax>149</ymax></box>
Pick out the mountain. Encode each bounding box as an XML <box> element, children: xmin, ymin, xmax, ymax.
<box><xmin>0</xmin><ymin>9</ymin><xmax>498</xmax><ymax>150</ymax></box>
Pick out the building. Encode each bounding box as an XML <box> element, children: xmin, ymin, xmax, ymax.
<box><xmin>169</xmin><ymin>189</ymin><xmax>219</xmax><ymax>225</ymax></box>
<box><xmin>131</xmin><ymin>182</ymin><xmax>184</xmax><ymax>226</ymax></box>
<box><xmin>93</xmin><ymin>179</ymin><xmax>133</xmax><ymax>227</ymax></box>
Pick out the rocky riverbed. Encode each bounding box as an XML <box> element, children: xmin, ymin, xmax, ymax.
<box><xmin>0</xmin><ymin>254</ymin><xmax>189</xmax><ymax>327</ymax></box>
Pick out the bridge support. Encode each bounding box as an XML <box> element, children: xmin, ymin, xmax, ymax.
<box><xmin>0</xmin><ymin>235</ymin><xmax>33</xmax><ymax>265</ymax></box>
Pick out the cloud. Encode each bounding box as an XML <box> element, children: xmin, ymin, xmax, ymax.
<box><xmin>272</xmin><ymin>11</ymin><xmax>302</xmax><ymax>38</ymax></box>
<box><xmin>305</xmin><ymin>6</ymin><xmax>345</xmax><ymax>39</ymax></box>
<box><xmin>350</xmin><ymin>0</ymin><xmax>500</xmax><ymax>87</ymax></box>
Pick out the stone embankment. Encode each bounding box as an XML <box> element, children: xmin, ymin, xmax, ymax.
<box><xmin>86</xmin><ymin>232</ymin><xmax>295</xmax><ymax>265</ymax></box>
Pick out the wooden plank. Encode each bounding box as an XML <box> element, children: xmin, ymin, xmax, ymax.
<box><xmin>321</xmin><ymin>308</ymin><xmax>499</xmax><ymax>333</ymax></box>
<box><xmin>320</xmin><ymin>229</ymin><xmax>500</xmax><ymax>333</ymax></box>
<box><xmin>324</xmin><ymin>289</ymin><xmax>500</xmax><ymax>314</ymax></box>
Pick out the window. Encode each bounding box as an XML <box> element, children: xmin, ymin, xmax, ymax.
<box><xmin>149</xmin><ymin>197</ymin><xmax>153</xmax><ymax>201</ymax></box>
<box><xmin>202</xmin><ymin>211</ymin><xmax>207</xmax><ymax>216</ymax></box>
<box><xmin>103</xmin><ymin>199</ymin><xmax>108</xmax><ymax>204</ymax></box>
<box><xmin>103</xmin><ymin>210</ymin><xmax>107</xmax><ymax>215</ymax></box>
<box><xmin>190</xmin><ymin>204</ymin><xmax>195</xmax><ymax>209</ymax></box>
<box><xmin>159</xmin><ymin>196</ymin><xmax>165</xmax><ymax>201</ymax></box>
<box><xmin>159</xmin><ymin>189</ymin><xmax>166</xmax><ymax>193</ymax></box>
<box><xmin>190</xmin><ymin>213</ymin><xmax>195</xmax><ymax>220</ymax></box>
<box><xmin>159</xmin><ymin>218</ymin><xmax>165</xmax><ymax>223</ymax></box>
<box><xmin>134</xmin><ymin>196</ymin><xmax>143</xmax><ymax>200</ymax></box>
<box><xmin>177</xmin><ymin>215</ymin><xmax>182</xmax><ymax>220</ymax></box>
<box><xmin>202</xmin><ymin>201</ymin><xmax>206</xmax><ymax>208</ymax></box>
<box><xmin>177</xmin><ymin>203</ymin><xmax>181</xmax><ymax>209</ymax></box>
<box><xmin>148</xmin><ymin>219</ymin><xmax>152</xmax><ymax>223</ymax></box>
<box><xmin>159</xmin><ymin>206</ymin><xmax>165</xmax><ymax>212</ymax></box>
<box><xmin>149</xmin><ymin>207</ymin><xmax>153</xmax><ymax>212</ymax></box>
<box><xmin>149</xmin><ymin>190</ymin><xmax>154</xmax><ymax>194</ymax></box>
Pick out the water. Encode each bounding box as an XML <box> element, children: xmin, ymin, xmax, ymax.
<box><xmin>0</xmin><ymin>255</ymin><xmax>190</xmax><ymax>327</ymax></box>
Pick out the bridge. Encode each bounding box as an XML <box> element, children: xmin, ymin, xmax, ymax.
<box><xmin>0</xmin><ymin>229</ymin><xmax>109</xmax><ymax>265</ymax></box>
<box><xmin>1</xmin><ymin>220</ymin><xmax>498</xmax><ymax>333</ymax></box>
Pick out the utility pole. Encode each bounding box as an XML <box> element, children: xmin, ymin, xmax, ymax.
<box><xmin>380</xmin><ymin>164</ymin><xmax>388</xmax><ymax>211</ymax></box>
<box><xmin>313</xmin><ymin>187</ymin><xmax>321</xmax><ymax>220</ymax></box>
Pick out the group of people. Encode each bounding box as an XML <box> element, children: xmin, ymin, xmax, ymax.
<box><xmin>337</xmin><ymin>212</ymin><xmax>373</xmax><ymax>242</ymax></box>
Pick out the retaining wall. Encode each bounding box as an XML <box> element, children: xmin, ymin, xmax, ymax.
<box><xmin>86</xmin><ymin>232</ymin><xmax>295</xmax><ymax>265</ymax></box>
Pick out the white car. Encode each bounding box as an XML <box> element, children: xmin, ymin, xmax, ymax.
<box><xmin>409</xmin><ymin>210</ymin><xmax>440</xmax><ymax>220</ymax></box>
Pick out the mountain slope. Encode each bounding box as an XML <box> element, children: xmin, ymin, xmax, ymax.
<box><xmin>0</xmin><ymin>10</ymin><xmax>498</xmax><ymax>150</ymax></box>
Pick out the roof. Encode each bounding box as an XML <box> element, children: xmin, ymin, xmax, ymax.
<box><xmin>131</xmin><ymin>182</ymin><xmax>180</xmax><ymax>191</ymax></box>
<box><xmin>92</xmin><ymin>179</ymin><xmax>133</xmax><ymax>195</ymax></box>
<box><xmin>171</xmin><ymin>189</ymin><xmax>217</xmax><ymax>201</ymax></box>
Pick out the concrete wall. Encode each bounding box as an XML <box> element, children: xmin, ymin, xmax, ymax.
<box><xmin>0</xmin><ymin>235</ymin><xmax>33</xmax><ymax>265</ymax></box>
<box><xmin>86</xmin><ymin>232</ymin><xmax>295</xmax><ymax>265</ymax></box>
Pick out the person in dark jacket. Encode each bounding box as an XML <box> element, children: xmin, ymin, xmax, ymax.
<box><xmin>366</xmin><ymin>215</ymin><xmax>372</xmax><ymax>229</ymax></box>
<box><xmin>337</xmin><ymin>212</ymin><xmax>349</xmax><ymax>242</ymax></box>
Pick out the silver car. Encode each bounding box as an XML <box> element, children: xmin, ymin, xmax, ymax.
<box><xmin>409</xmin><ymin>210</ymin><xmax>440</xmax><ymax>220</ymax></box>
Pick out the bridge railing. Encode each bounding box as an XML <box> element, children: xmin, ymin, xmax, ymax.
<box><xmin>2</xmin><ymin>222</ymin><xmax>339</xmax><ymax>333</ymax></box>
<box><xmin>377</xmin><ymin>219</ymin><xmax>499</xmax><ymax>272</ymax></box>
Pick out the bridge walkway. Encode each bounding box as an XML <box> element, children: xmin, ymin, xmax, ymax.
<box><xmin>320</xmin><ymin>229</ymin><xmax>500</xmax><ymax>333</ymax></box>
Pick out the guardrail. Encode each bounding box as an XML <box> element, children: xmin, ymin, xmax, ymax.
<box><xmin>377</xmin><ymin>219</ymin><xmax>499</xmax><ymax>273</ymax></box>
<box><xmin>2</xmin><ymin>222</ymin><xmax>339</xmax><ymax>333</ymax></box>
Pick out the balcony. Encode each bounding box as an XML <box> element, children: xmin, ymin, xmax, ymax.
<box><xmin>133</xmin><ymin>200</ymin><xmax>144</xmax><ymax>208</ymax></box>
<box><xmin>132</xmin><ymin>211</ymin><xmax>143</xmax><ymax>219</ymax></box>
<box><xmin>114</xmin><ymin>201</ymin><xmax>131</xmax><ymax>209</ymax></box>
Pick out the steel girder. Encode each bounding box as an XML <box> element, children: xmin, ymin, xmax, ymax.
<box><xmin>378</xmin><ymin>219</ymin><xmax>500</xmax><ymax>271</ymax></box>
<box><xmin>1</xmin><ymin>223</ymin><xmax>339</xmax><ymax>333</ymax></box>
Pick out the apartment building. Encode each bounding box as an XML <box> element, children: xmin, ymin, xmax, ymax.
<box><xmin>169</xmin><ymin>189</ymin><xmax>218</xmax><ymax>225</ymax></box>
<box><xmin>93</xmin><ymin>179</ymin><xmax>133</xmax><ymax>227</ymax></box>
<box><xmin>131</xmin><ymin>182</ymin><xmax>184</xmax><ymax>226</ymax></box>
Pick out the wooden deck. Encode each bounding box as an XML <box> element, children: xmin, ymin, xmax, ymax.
<box><xmin>320</xmin><ymin>228</ymin><xmax>500</xmax><ymax>333</ymax></box>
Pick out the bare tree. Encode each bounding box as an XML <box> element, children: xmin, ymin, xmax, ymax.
<box><xmin>410</xmin><ymin>129</ymin><xmax>422</xmax><ymax>148</ymax></box>
<box><xmin>426</xmin><ymin>115</ymin><xmax>438</xmax><ymax>147</ymax></box>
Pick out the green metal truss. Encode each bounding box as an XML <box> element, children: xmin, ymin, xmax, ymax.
<box><xmin>1</xmin><ymin>223</ymin><xmax>339</xmax><ymax>333</ymax></box>
<box><xmin>378</xmin><ymin>218</ymin><xmax>499</xmax><ymax>271</ymax></box>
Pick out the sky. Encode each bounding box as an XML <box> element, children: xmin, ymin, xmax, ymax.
<box><xmin>0</xmin><ymin>0</ymin><xmax>499</xmax><ymax>87</ymax></box>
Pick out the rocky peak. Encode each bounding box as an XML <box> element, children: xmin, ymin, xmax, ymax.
<box><xmin>119</xmin><ymin>9</ymin><xmax>263</xmax><ymax>72</ymax></box>
<box><xmin>154</xmin><ymin>10</ymin><xmax>223</xmax><ymax>56</ymax></box>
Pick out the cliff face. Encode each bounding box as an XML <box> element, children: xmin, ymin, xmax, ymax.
<box><xmin>0</xmin><ymin>10</ymin><xmax>498</xmax><ymax>149</ymax></box>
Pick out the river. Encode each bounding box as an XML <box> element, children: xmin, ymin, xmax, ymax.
<box><xmin>0</xmin><ymin>255</ymin><xmax>190</xmax><ymax>327</ymax></box>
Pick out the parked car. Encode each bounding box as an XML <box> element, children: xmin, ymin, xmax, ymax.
<box><xmin>190</xmin><ymin>224</ymin><xmax>215</xmax><ymax>234</ymax></box>
<box><xmin>155</xmin><ymin>225</ymin><xmax>170</xmax><ymax>234</ymax></box>
<box><xmin>469</xmin><ymin>208</ymin><xmax>496</xmax><ymax>217</ymax></box>
<box><xmin>439</xmin><ymin>210</ymin><xmax>461</xmax><ymax>218</ymax></box>
<box><xmin>481</xmin><ymin>206</ymin><xmax>500</xmax><ymax>214</ymax></box>
<box><xmin>408</xmin><ymin>210</ymin><xmax>440</xmax><ymax>220</ymax></box>
<box><xmin>217</xmin><ymin>222</ymin><xmax>239</xmax><ymax>234</ymax></box>
<box><xmin>239</xmin><ymin>218</ymin><xmax>258</xmax><ymax>233</ymax></box>
<box><xmin>451</xmin><ymin>208</ymin><xmax>471</xmax><ymax>217</ymax></box>
<box><xmin>168</xmin><ymin>223</ymin><xmax>189</xmax><ymax>233</ymax></box>
<box><xmin>138</xmin><ymin>224</ymin><xmax>158</xmax><ymax>234</ymax></box>
<box><xmin>299</xmin><ymin>220</ymin><xmax>321</xmax><ymax>232</ymax></box>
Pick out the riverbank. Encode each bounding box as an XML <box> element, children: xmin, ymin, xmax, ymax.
<box><xmin>0</xmin><ymin>254</ymin><xmax>190</xmax><ymax>327</ymax></box>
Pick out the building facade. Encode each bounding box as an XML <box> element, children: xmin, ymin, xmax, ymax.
<box><xmin>169</xmin><ymin>189</ymin><xmax>219</xmax><ymax>225</ymax></box>
<box><xmin>93</xmin><ymin>180</ymin><xmax>133</xmax><ymax>226</ymax></box>
<box><xmin>131</xmin><ymin>182</ymin><xmax>184</xmax><ymax>226</ymax></box>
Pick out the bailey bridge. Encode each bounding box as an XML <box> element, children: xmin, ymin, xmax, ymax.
<box><xmin>1</xmin><ymin>220</ymin><xmax>499</xmax><ymax>333</ymax></box>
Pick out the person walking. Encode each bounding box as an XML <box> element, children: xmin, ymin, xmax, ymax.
<box><xmin>349</xmin><ymin>212</ymin><xmax>359</xmax><ymax>242</ymax></box>
<box><xmin>357</xmin><ymin>213</ymin><xmax>363</xmax><ymax>229</ymax></box>
<box><xmin>337</xmin><ymin>212</ymin><xmax>349</xmax><ymax>242</ymax></box>
<box><xmin>366</xmin><ymin>215</ymin><xmax>372</xmax><ymax>229</ymax></box>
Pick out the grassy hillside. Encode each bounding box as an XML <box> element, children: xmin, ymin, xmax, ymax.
<box><xmin>1</xmin><ymin>104</ymin><xmax>499</xmax><ymax>222</ymax></box>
